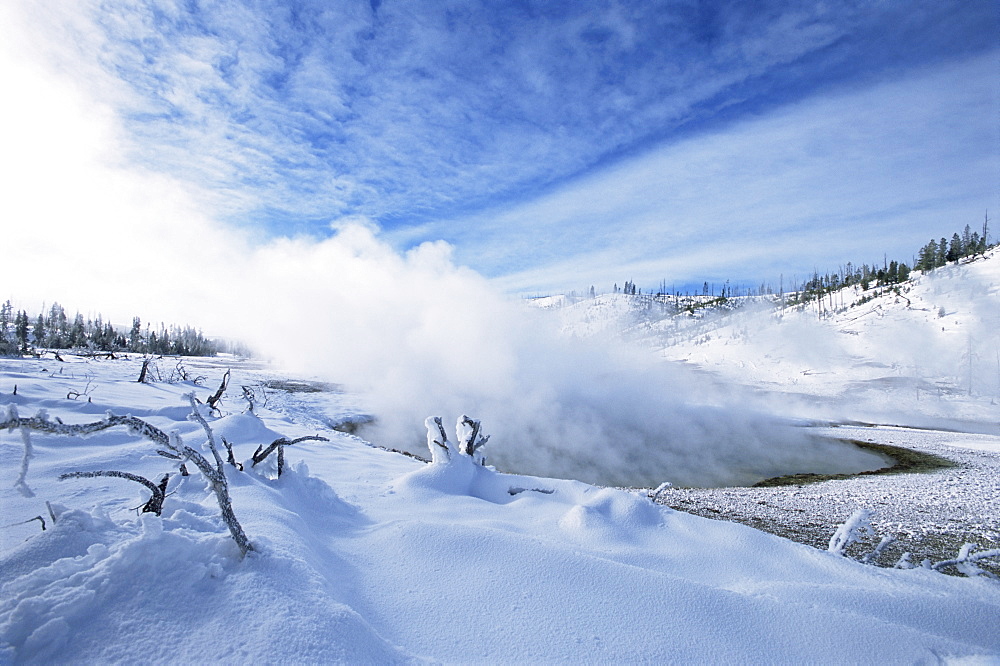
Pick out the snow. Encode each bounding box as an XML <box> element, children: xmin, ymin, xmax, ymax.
<box><xmin>1</xmin><ymin>349</ymin><xmax>999</xmax><ymax>662</ymax></box>
<box><xmin>2</xmin><ymin>251</ymin><xmax>1000</xmax><ymax>662</ymax></box>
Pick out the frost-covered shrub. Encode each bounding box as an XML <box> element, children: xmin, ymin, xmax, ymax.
<box><xmin>828</xmin><ymin>508</ymin><xmax>873</xmax><ymax>556</ymax></box>
<box><xmin>424</xmin><ymin>415</ymin><xmax>489</xmax><ymax>465</ymax></box>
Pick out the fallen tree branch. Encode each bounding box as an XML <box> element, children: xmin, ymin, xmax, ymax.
<box><xmin>1</xmin><ymin>404</ymin><xmax>253</xmax><ymax>555</ymax></box>
<box><xmin>2</xmin><ymin>516</ymin><xmax>46</xmax><ymax>531</ymax></box>
<box><xmin>252</xmin><ymin>435</ymin><xmax>329</xmax><ymax>476</ymax></box>
<box><xmin>508</xmin><ymin>487</ymin><xmax>555</xmax><ymax>496</ymax></box>
<box><xmin>59</xmin><ymin>470</ymin><xmax>170</xmax><ymax>516</ymax></box>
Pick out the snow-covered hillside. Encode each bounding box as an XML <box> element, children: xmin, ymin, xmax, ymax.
<box><xmin>1</xmin><ymin>348</ymin><xmax>999</xmax><ymax>662</ymax></box>
<box><xmin>545</xmin><ymin>248</ymin><xmax>1000</xmax><ymax>434</ymax></box>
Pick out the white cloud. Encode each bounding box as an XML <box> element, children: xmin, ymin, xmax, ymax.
<box><xmin>435</xmin><ymin>51</ymin><xmax>1000</xmax><ymax>294</ymax></box>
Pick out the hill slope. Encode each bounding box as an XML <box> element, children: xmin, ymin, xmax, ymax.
<box><xmin>544</xmin><ymin>248</ymin><xmax>1000</xmax><ymax>433</ymax></box>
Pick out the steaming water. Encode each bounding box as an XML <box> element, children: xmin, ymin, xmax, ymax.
<box><xmin>204</xmin><ymin>224</ymin><xmax>890</xmax><ymax>488</ymax></box>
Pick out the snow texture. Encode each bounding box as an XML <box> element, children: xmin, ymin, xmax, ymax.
<box><xmin>1</xmin><ymin>251</ymin><xmax>1000</xmax><ymax>662</ymax></box>
<box><xmin>0</xmin><ymin>351</ymin><xmax>998</xmax><ymax>663</ymax></box>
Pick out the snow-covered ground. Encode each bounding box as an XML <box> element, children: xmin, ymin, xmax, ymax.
<box><xmin>2</xmin><ymin>251</ymin><xmax>999</xmax><ymax>662</ymax></box>
<box><xmin>550</xmin><ymin>248</ymin><xmax>1000</xmax><ymax>433</ymax></box>
<box><xmin>1</xmin><ymin>349</ymin><xmax>999</xmax><ymax>662</ymax></box>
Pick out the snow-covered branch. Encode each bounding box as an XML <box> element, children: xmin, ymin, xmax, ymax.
<box><xmin>252</xmin><ymin>435</ymin><xmax>329</xmax><ymax>476</ymax></box>
<box><xmin>424</xmin><ymin>415</ymin><xmax>492</xmax><ymax>466</ymax></box>
<box><xmin>1</xmin><ymin>404</ymin><xmax>254</xmax><ymax>555</ymax></box>
<box><xmin>828</xmin><ymin>508</ymin><xmax>873</xmax><ymax>556</ymax></box>
<box><xmin>425</xmin><ymin>416</ymin><xmax>451</xmax><ymax>463</ymax></box>
<box><xmin>187</xmin><ymin>393</ymin><xmax>224</xmax><ymax>474</ymax></box>
<box><xmin>457</xmin><ymin>415</ymin><xmax>489</xmax><ymax>462</ymax></box>
<box><xmin>932</xmin><ymin>544</ymin><xmax>1000</xmax><ymax>576</ymax></box>
<box><xmin>59</xmin><ymin>470</ymin><xmax>170</xmax><ymax>516</ymax></box>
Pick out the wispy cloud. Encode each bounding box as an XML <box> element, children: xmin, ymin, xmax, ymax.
<box><xmin>11</xmin><ymin>0</ymin><xmax>995</xmax><ymax>239</ymax></box>
<box><xmin>2</xmin><ymin>0</ymin><xmax>997</xmax><ymax>298</ymax></box>
<box><xmin>433</xmin><ymin>51</ymin><xmax>1000</xmax><ymax>294</ymax></box>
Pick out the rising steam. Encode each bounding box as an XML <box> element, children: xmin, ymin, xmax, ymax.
<box><xmin>231</xmin><ymin>224</ymin><xmax>885</xmax><ymax>487</ymax></box>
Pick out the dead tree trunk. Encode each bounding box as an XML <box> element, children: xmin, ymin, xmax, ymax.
<box><xmin>137</xmin><ymin>359</ymin><xmax>150</xmax><ymax>383</ymax></box>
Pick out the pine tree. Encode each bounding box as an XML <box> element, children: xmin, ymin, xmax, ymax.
<box><xmin>129</xmin><ymin>316</ymin><xmax>142</xmax><ymax>352</ymax></box>
<box><xmin>947</xmin><ymin>233</ymin><xmax>962</xmax><ymax>263</ymax></box>
<box><xmin>69</xmin><ymin>313</ymin><xmax>85</xmax><ymax>348</ymax></box>
<box><xmin>15</xmin><ymin>311</ymin><xmax>29</xmax><ymax>353</ymax></box>
<box><xmin>936</xmin><ymin>237</ymin><xmax>948</xmax><ymax>267</ymax></box>
<box><xmin>0</xmin><ymin>300</ymin><xmax>12</xmax><ymax>344</ymax></box>
<box><xmin>32</xmin><ymin>315</ymin><xmax>44</xmax><ymax>348</ymax></box>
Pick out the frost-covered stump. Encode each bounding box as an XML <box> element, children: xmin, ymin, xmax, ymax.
<box><xmin>414</xmin><ymin>415</ymin><xmax>553</xmax><ymax>499</ymax></box>
<box><xmin>425</xmin><ymin>415</ymin><xmax>489</xmax><ymax>466</ymax></box>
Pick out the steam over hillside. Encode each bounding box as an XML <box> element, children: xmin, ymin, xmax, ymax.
<box><xmin>543</xmin><ymin>247</ymin><xmax>1000</xmax><ymax>437</ymax></box>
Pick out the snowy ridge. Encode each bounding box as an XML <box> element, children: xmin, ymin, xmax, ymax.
<box><xmin>544</xmin><ymin>248</ymin><xmax>1000</xmax><ymax>433</ymax></box>
<box><xmin>1</xmin><ymin>353</ymin><xmax>999</xmax><ymax>662</ymax></box>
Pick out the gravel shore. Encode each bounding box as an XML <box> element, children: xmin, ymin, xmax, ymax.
<box><xmin>654</xmin><ymin>424</ymin><xmax>1000</xmax><ymax>574</ymax></box>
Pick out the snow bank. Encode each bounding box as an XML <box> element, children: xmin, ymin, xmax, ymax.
<box><xmin>1</xmin><ymin>357</ymin><xmax>998</xmax><ymax>662</ymax></box>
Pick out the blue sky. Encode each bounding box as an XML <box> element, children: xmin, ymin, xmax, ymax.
<box><xmin>3</xmin><ymin>0</ymin><xmax>999</xmax><ymax>298</ymax></box>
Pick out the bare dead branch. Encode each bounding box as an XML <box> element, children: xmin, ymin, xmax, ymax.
<box><xmin>3</xmin><ymin>516</ymin><xmax>45</xmax><ymax>531</ymax></box>
<box><xmin>206</xmin><ymin>369</ymin><xmax>230</xmax><ymax>413</ymax></box>
<box><xmin>137</xmin><ymin>358</ymin><xmax>151</xmax><ymax>383</ymax></box>
<box><xmin>251</xmin><ymin>435</ymin><xmax>329</xmax><ymax>476</ymax></box>
<box><xmin>241</xmin><ymin>385</ymin><xmax>256</xmax><ymax>413</ymax></box>
<box><xmin>508</xmin><ymin>487</ymin><xmax>555</xmax><ymax>496</ymax></box>
<box><xmin>187</xmin><ymin>393</ymin><xmax>224</xmax><ymax>474</ymax></box>
<box><xmin>59</xmin><ymin>470</ymin><xmax>169</xmax><ymax>516</ymax></box>
<box><xmin>45</xmin><ymin>501</ymin><xmax>58</xmax><ymax>525</ymax></box>
<box><xmin>1</xmin><ymin>405</ymin><xmax>253</xmax><ymax>555</ymax></box>
<box><xmin>222</xmin><ymin>436</ymin><xmax>243</xmax><ymax>470</ymax></box>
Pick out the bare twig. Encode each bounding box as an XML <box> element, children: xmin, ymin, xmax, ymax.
<box><xmin>206</xmin><ymin>369</ymin><xmax>230</xmax><ymax>413</ymax></box>
<box><xmin>2</xmin><ymin>516</ymin><xmax>45</xmax><ymax>531</ymax></box>
<box><xmin>251</xmin><ymin>435</ymin><xmax>329</xmax><ymax>476</ymax></box>
<box><xmin>425</xmin><ymin>416</ymin><xmax>450</xmax><ymax>463</ymax></box>
<box><xmin>1</xmin><ymin>405</ymin><xmax>253</xmax><ymax>555</ymax></box>
<box><xmin>59</xmin><ymin>470</ymin><xmax>170</xmax><ymax>516</ymax></box>
<box><xmin>241</xmin><ymin>386</ymin><xmax>256</xmax><ymax>413</ymax></box>
<box><xmin>187</xmin><ymin>393</ymin><xmax>224</xmax><ymax>474</ymax></box>
<box><xmin>222</xmin><ymin>436</ymin><xmax>243</xmax><ymax>470</ymax></box>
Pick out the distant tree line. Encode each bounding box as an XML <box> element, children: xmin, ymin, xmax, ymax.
<box><xmin>609</xmin><ymin>215</ymin><xmax>995</xmax><ymax>310</ymax></box>
<box><xmin>914</xmin><ymin>224</ymin><xmax>989</xmax><ymax>272</ymax></box>
<box><xmin>0</xmin><ymin>301</ymin><xmax>224</xmax><ymax>357</ymax></box>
